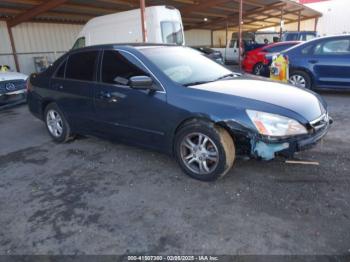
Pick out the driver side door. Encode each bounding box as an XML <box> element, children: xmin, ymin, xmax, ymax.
<box><xmin>93</xmin><ymin>49</ymin><xmax>170</xmax><ymax>150</ymax></box>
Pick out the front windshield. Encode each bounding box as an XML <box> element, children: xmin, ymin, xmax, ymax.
<box><xmin>139</xmin><ymin>47</ymin><xmax>235</xmax><ymax>86</ymax></box>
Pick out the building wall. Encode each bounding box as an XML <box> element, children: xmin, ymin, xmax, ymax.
<box><xmin>184</xmin><ymin>29</ymin><xmax>234</xmax><ymax>47</ymax></box>
<box><xmin>0</xmin><ymin>21</ymin><xmax>82</xmax><ymax>75</ymax></box>
<box><xmin>184</xmin><ymin>29</ymin><xmax>212</xmax><ymax>46</ymax></box>
<box><xmin>263</xmin><ymin>0</ymin><xmax>350</xmax><ymax>36</ymax></box>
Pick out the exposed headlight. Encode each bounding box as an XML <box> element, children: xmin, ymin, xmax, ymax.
<box><xmin>246</xmin><ymin>110</ymin><xmax>307</xmax><ymax>137</ymax></box>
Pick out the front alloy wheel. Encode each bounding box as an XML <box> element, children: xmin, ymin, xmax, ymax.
<box><xmin>180</xmin><ymin>133</ymin><xmax>219</xmax><ymax>175</ymax></box>
<box><xmin>175</xmin><ymin>120</ymin><xmax>235</xmax><ymax>181</ymax></box>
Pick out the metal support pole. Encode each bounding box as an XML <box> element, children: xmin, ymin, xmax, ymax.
<box><xmin>314</xmin><ymin>17</ymin><xmax>319</xmax><ymax>32</ymax></box>
<box><xmin>279</xmin><ymin>7</ymin><xmax>284</xmax><ymax>41</ymax></box>
<box><xmin>6</xmin><ymin>22</ymin><xmax>20</xmax><ymax>72</ymax></box>
<box><xmin>238</xmin><ymin>0</ymin><xmax>243</xmax><ymax>69</ymax></box>
<box><xmin>297</xmin><ymin>10</ymin><xmax>301</xmax><ymax>32</ymax></box>
<box><xmin>225</xmin><ymin>19</ymin><xmax>228</xmax><ymax>47</ymax></box>
<box><xmin>211</xmin><ymin>30</ymin><xmax>214</xmax><ymax>47</ymax></box>
<box><xmin>140</xmin><ymin>0</ymin><xmax>147</xmax><ymax>42</ymax></box>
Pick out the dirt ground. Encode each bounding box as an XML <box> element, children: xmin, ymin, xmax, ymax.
<box><xmin>0</xmin><ymin>93</ymin><xmax>349</xmax><ymax>255</ymax></box>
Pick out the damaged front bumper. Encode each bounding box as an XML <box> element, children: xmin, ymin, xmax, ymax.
<box><xmin>250</xmin><ymin>116</ymin><xmax>332</xmax><ymax>160</ymax></box>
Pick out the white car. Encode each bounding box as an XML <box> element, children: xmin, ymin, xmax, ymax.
<box><xmin>0</xmin><ymin>69</ymin><xmax>28</xmax><ymax>107</ymax></box>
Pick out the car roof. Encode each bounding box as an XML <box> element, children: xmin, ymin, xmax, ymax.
<box><xmin>70</xmin><ymin>43</ymin><xmax>179</xmax><ymax>53</ymax></box>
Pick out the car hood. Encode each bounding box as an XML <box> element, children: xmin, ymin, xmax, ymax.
<box><xmin>190</xmin><ymin>78</ymin><xmax>325</xmax><ymax>122</ymax></box>
<box><xmin>0</xmin><ymin>71</ymin><xmax>28</xmax><ymax>81</ymax></box>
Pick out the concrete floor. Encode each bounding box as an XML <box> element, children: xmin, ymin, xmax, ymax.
<box><xmin>0</xmin><ymin>93</ymin><xmax>349</xmax><ymax>255</ymax></box>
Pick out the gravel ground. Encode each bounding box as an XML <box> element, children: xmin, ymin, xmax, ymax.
<box><xmin>0</xmin><ymin>93</ymin><xmax>349</xmax><ymax>255</ymax></box>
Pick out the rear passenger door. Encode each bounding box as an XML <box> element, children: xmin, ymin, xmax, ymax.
<box><xmin>50</xmin><ymin>50</ymin><xmax>99</xmax><ymax>131</ymax></box>
<box><xmin>311</xmin><ymin>37</ymin><xmax>350</xmax><ymax>89</ymax></box>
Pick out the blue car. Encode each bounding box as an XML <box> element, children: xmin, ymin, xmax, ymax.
<box><xmin>283</xmin><ymin>35</ymin><xmax>350</xmax><ymax>90</ymax></box>
<box><xmin>27</xmin><ymin>44</ymin><xmax>331</xmax><ymax>181</ymax></box>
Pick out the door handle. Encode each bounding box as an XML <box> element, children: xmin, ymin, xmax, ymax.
<box><xmin>52</xmin><ymin>83</ymin><xmax>63</xmax><ymax>90</ymax></box>
<box><xmin>99</xmin><ymin>91</ymin><xmax>118</xmax><ymax>103</ymax></box>
<box><xmin>308</xmin><ymin>60</ymin><xmax>318</xmax><ymax>64</ymax></box>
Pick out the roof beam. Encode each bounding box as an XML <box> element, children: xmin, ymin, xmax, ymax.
<box><xmin>8</xmin><ymin>0</ymin><xmax>69</xmax><ymax>27</ymax></box>
<box><xmin>181</xmin><ymin>0</ymin><xmax>230</xmax><ymax>15</ymax></box>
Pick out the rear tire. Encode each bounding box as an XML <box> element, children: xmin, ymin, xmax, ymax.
<box><xmin>289</xmin><ymin>70</ymin><xmax>312</xmax><ymax>89</ymax></box>
<box><xmin>44</xmin><ymin>103</ymin><xmax>74</xmax><ymax>143</ymax></box>
<box><xmin>174</xmin><ymin>120</ymin><xmax>235</xmax><ymax>181</ymax></box>
<box><xmin>253</xmin><ymin>62</ymin><xmax>264</xmax><ymax>76</ymax></box>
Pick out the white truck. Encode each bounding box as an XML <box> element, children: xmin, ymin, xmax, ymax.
<box><xmin>72</xmin><ymin>5</ymin><xmax>185</xmax><ymax>49</ymax></box>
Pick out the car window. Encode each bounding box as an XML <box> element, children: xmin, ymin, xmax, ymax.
<box><xmin>66</xmin><ymin>51</ymin><xmax>98</xmax><ymax>81</ymax></box>
<box><xmin>315</xmin><ymin>39</ymin><xmax>350</xmax><ymax>55</ymax></box>
<box><xmin>72</xmin><ymin>37</ymin><xmax>85</xmax><ymax>50</ymax></box>
<box><xmin>55</xmin><ymin>59</ymin><xmax>67</xmax><ymax>78</ymax></box>
<box><xmin>161</xmin><ymin>22</ymin><xmax>183</xmax><ymax>45</ymax></box>
<box><xmin>101</xmin><ymin>50</ymin><xmax>147</xmax><ymax>85</ymax></box>
<box><xmin>301</xmin><ymin>44</ymin><xmax>314</xmax><ymax>55</ymax></box>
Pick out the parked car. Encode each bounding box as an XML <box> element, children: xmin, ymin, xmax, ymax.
<box><xmin>278</xmin><ymin>35</ymin><xmax>350</xmax><ymax>89</ymax></box>
<box><xmin>191</xmin><ymin>47</ymin><xmax>224</xmax><ymax>64</ymax></box>
<box><xmin>28</xmin><ymin>44</ymin><xmax>331</xmax><ymax>181</ymax></box>
<box><xmin>213</xmin><ymin>32</ymin><xmax>266</xmax><ymax>64</ymax></box>
<box><xmin>242</xmin><ymin>41</ymin><xmax>301</xmax><ymax>76</ymax></box>
<box><xmin>281</xmin><ymin>31</ymin><xmax>317</xmax><ymax>42</ymax></box>
<box><xmin>73</xmin><ymin>5</ymin><xmax>184</xmax><ymax>49</ymax></box>
<box><xmin>0</xmin><ymin>68</ymin><xmax>28</xmax><ymax>107</ymax></box>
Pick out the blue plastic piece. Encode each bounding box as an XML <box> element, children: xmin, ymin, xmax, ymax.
<box><xmin>252</xmin><ymin>140</ymin><xmax>289</xmax><ymax>160</ymax></box>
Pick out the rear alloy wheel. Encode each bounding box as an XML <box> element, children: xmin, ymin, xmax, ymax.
<box><xmin>289</xmin><ymin>71</ymin><xmax>312</xmax><ymax>89</ymax></box>
<box><xmin>44</xmin><ymin>103</ymin><xmax>74</xmax><ymax>143</ymax></box>
<box><xmin>175</xmin><ymin>120</ymin><xmax>235</xmax><ymax>181</ymax></box>
<box><xmin>253</xmin><ymin>63</ymin><xmax>264</xmax><ymax>76</ymax></box>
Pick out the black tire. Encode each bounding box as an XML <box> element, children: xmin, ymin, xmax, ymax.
<box><xmin>44</xmin><ymin>103</ymin><xmax>74</xmax><ymax>143</ymax></box>
<box><xmin>174</xmin><ymin>120</ymin><xmax>235</xmax><ymax>181</ymax></box>
<box><xmin>253</xmin><ymin>62</ymin><xmax>264</xmax><ymax>76</ymax></box>
<box><xmin>289</xmin><ymin>70</ymin><xmax>312</xmax><ymax>89</ymax></box>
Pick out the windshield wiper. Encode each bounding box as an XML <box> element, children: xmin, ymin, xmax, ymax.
<box><xmin>183</xmin><ymin>80</ymin><xmax>214</xmax><ymax>87</ymax></box>
<box><xmin>215</xmin><ymin>73</ymin><xmax>239</xmax><ymax>81</ymax></box>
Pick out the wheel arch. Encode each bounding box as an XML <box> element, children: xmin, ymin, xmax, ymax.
<box><xmin>172</xmin><ymin>116</ymin><xmax>243</xmax><ymax>155</ymax></box>
<box><xmin>289</xmin><ymin>66</ymin><xmax>315</xmax><ymax>87</ymax></box>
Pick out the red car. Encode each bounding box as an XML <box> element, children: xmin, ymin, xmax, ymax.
<box><xmin>242</xmin><ymin>41</ymin><xmax>301</xmax><ymax>76</ymax></box>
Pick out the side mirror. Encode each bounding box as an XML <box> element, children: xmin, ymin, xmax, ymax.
<box><xmin>129</xmin><ymin>76</ymin><xmax>154</xmax><ymax>90</ymax></box>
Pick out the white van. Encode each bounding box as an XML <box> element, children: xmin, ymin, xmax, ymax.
<box><xmin>72</xmin><ymin>5</ymin><xmax>185</xmax><ymax>49</ymax></box>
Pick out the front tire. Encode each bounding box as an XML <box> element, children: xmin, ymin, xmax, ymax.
<box><xmin>174</xmin><ymin>120</ymin><xmax>235</xmax><ymax>181</ymax></box>
<box><xmin>44</xmin><ymin>103</ymin><xmax>73</xmax><ymax>143</ymax></box>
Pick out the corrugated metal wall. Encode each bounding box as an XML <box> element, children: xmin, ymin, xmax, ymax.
<box><xmin>0</xmin><ymin>21</ymin><xmax>82</xmax><ymax>75</ymax></box>
<box><xmin>0</xmin><ymin>21</ymin><xmax>15</xmax><ymax>70</ymax></box>
<box><xmin>185</xmin><ymin>30</ymin><xmax>211</xmax><ymax>46</ymax></box>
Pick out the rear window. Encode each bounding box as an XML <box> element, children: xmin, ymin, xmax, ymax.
<box><xmin>161</xmin><ymin>21</ymin><xmax>184</xmax><ymax>45</ymax></box>
<box><xmin>66</xmin><ymin>51</ymin><xmax>98</xmax><ymax>81</ymax></box>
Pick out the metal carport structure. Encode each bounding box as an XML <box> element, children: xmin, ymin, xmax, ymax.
<box><xmin>0</xmin><ymin>0</ymin><xmax>322</xmax><ymax>71</ymax></box>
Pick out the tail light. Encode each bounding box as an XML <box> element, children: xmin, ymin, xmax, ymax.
<box><xmin>26</xmin><ymin>77</ymin><xmax>33</xmax><ymax>92</ymax></box>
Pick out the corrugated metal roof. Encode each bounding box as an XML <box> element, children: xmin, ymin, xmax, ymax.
<box><xmin>0</xmin><ymin>0</ymin><xmax>322</xmax><ymax>31</ymax></box>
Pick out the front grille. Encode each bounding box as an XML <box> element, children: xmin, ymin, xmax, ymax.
<box><xmin>0</xmin><ymin>79</ymin><xmax>26</xmax><ymax>94</ymax></box>
<box><xmin>310</xmin><ymin>113</ymin><xmax>329</xmax><ymax>132</ymax></box>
